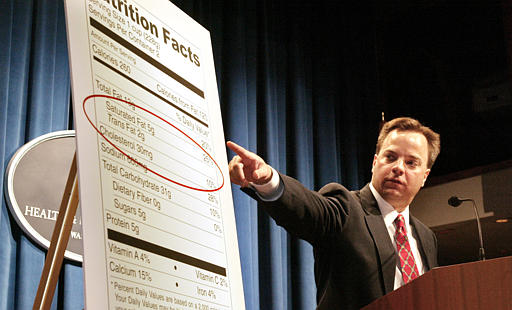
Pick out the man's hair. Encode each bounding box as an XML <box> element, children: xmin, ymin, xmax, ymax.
<box><xmin>376</xmin><ymin>117</ymin><xmax>441</xmax><ymax>169</ymax></box>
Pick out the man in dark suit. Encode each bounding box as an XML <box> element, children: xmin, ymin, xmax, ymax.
<box><xmin>227</xmin><ymin>117</ymin><xmax>440</xmax><ymax>309</ymax></box>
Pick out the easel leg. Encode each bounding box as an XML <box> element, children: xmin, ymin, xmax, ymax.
<box><xmin>33</xmin><ymin>154</ymin><xmax>80</xmax><ymax>310</ymax></box>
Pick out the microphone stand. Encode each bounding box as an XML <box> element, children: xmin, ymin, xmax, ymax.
<box><xmin>449</xmin><ymin>196</ymin><xmax>486</xmax><ymax>261</ymax></box>
<box><xmin>469</xmin><ymin>200</ymin><xmax>485</xmax><ymax>261</ymax></box>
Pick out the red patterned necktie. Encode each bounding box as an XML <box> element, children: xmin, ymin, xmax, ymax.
<box><xmin>394</xmin><ymin>214</ymin><xmax>419</xmax><ymax>284</ymax></box>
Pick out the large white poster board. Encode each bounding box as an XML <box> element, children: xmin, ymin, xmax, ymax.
<box><xmin>64</xmin><ymin>1</ymin><xmax>245</xmax><ymax>309</ymax></box>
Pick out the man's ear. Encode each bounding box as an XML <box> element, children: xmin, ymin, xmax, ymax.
<box><xmin>422</xmin><ymin>169</ymin><xmax>431</xmax><ymax>187</ymax></box>
<box><xmin>372</xmin><ymin>154</ymin><xmax>377</xmax><ymax>173</ymax></box>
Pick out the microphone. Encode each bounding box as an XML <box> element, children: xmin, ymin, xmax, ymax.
<box><xmin>447</xmin><ymin>196</ymin><xmax>472</xmax><ymax>207</ymax></box>
<box><xmin>448</xmin><ymin>196</ymin><xmax>485</xmax><ymax>260</ymax></box>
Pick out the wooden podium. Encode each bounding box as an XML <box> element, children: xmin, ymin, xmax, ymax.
<box><xmin>363</xmin><ymin>256</ymin><xmax>512</xmax><ymax>310</ymax></box>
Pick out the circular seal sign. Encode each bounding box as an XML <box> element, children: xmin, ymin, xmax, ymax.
<box><xmin>4</xmin><ymin>130</ymin><xmax>83</xmax><ymax>262</ymax></box>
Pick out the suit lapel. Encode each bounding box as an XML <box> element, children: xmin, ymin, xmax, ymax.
<box><xmin>410</xmin><ymin>216</ymin><xmax>438</xmax><ymax>270</ymax></box>
<box><xmin>360</xmin><ymin>185</ymin><xmax>397</xmax><ymax>294</ymax></box>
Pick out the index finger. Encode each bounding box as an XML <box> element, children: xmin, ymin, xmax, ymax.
<box><xmin>226</xmin><ymin>141</ymin><xmax>253</xmax><ymax>159</ymax></box>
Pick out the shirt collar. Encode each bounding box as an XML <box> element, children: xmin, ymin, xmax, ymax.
<box><xmin>369</xmin><ymin>183</ymin><xmax>410</xmax><ymax>229</ymax></box>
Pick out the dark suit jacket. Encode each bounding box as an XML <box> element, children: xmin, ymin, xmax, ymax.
<box><xmin>243</xmin><ymin>173</ymin><xmax>438</xmax><ymax>310</ymax></box>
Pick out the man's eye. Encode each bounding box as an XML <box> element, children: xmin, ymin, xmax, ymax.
<box><xmin>406</xmin><ymin>160</ymin><xmax>418</xmax><ymax>167</ymax></box>
<box><xmin>385</xmin><ymin>154</ymin><xmax>395</xmax><ymax>161</ymax></box>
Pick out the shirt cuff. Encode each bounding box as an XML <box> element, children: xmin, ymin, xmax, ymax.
<box><xmin>249</xmin><ymin>167</ymin><xmax>283</xmax><ymax>201</ymax></box>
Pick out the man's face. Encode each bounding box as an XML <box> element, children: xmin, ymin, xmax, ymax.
<box><xmin>371</xmin><ymin>130</ymin><xmax>430</xmax><ymax>211</ymax></box>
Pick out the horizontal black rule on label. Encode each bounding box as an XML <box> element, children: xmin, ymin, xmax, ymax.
<box><xmin>89</xmin><ymin>17</ymin><xmax>205</xmax><ymax>99</ymax></box>
<box><xmin>93</xmin><ymin>55</ymin><xmax>208</xmax><ymax>128</ymax></box>
<box><xmin>107</xmin><ymin>228</ymin><xmax>226</xmax><ymax>276</ymax></box>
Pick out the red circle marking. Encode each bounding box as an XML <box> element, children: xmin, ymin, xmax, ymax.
<box><xmin>82</xmin><ymin>94</ymin><xmax>224</xmax><ymax>192</ymax></box>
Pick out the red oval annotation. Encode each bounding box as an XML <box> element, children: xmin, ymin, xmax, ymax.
<box><xmin>82</xmin><ymin>94</ymin><xmax>224</xmax><ymax>192</ymax></box>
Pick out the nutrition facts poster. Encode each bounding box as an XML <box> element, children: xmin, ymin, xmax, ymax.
<box><xmin>64</xmin><ymin>1</ymin><xmax>245</xmax><ymax>309</ymax></box>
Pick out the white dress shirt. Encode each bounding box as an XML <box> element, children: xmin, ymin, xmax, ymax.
<box><xmin>369</xmin><ymin>183</ymin><xmax>425</xmax><ymax>289</ymax></box>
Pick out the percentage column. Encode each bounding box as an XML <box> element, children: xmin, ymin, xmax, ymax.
<box><xmin>210</xmin><ymin>208</ymin><xmax>220</xmax><ymax>219</ymax></box>
<box><xmin>207</xmin><ymin>193</ymin><xmax>218</xmax><ymax>205</ymax></box>
<box><xmin>138</xmin><ymin>269</ymin><xmax>153</xmax><ymax>282</ymax></box>
<box><xmin>207</xmin><ymin>289</ymin><xmax>216</xmax><ymax>300</ymax></box>
<box><xmin>213</xmin><ymin>223</ymin><xmax>223</xmax><ymax>235</ymax></box>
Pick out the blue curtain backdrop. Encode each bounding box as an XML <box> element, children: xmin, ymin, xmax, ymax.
<box><xmin>0</xmin><ymin>0</ymin><xmax>380</xmax><ymax>309</ymax></box>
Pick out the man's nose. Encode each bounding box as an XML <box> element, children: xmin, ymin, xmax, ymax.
<box><xmin>392</xmin><ymin>159</ymin><xmax>405</xmax><ymax>175</ymax></box>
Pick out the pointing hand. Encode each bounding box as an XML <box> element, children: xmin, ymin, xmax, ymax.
<box><xmin>226</xmin><ymin>141</ymin><xmax>273</xmax><ymax>187</ymax></box>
